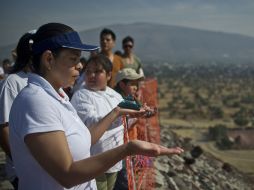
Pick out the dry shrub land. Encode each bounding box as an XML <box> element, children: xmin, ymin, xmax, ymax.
<box><xmin>147</xmin><ymin>62</ymin><xmax>254</xmax><ymax>178</ymax></box>
<box><xmin>1</xmin><ymin>62</ymin><xmax>254</xmax><ymax>189</ymax></box>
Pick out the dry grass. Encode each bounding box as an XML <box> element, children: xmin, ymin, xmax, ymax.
<box><xmin>172</xmin><ymin>128</ymin><xmax>254</xmax><ymax>175</ymax></box>
<box><xmin>200</xmin><ymin>142</ymin><xmax>254</xmax><ymax>174</ymax></box>
<box><xmin>158</xmin><ymin>77</ymin><xmax>254</xmax><ymax>175</ymax></box>
<box><xmin>160</xmin><ymin>117</ymin><xmax>234</xmax><ymax>128</ymax></box>
<box><xmin>172</xmin><ymin>129</ymin><xmax>205</xmax><ymax>140</ymax></box>
<box><xmin>160</xmin><ymin>118</ymin><xmax>193</xmax><ymax>127</ymax></box>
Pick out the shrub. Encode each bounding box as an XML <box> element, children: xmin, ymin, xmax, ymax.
<box><xmin>234</xmin><ymin>116</ymin><xmax>249</xmax><ymax>127</ymax></box>
<box><xmin>209</xmin><ymin>106</ymin><xmax>224</xmax><ymax>119</ymax></box>
<box><xmin>208</xmin><ymin>124</ymin><xmax>227</xmax><ymax>141</ymax></box>
<box><xmin>216</xmin><ymin>136</ymin><xmax>233</xmax><ymax>150</ymax></box>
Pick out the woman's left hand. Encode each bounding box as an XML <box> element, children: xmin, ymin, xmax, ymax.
<box><xmin>126</xmin><ymin>140</ymin><xmax>184</xmax><ymax>157</ymax></box>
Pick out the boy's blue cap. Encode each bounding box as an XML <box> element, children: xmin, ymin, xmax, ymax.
<box><xmin>32</xmin><ymin>31</ymin><xmax>99</xmax><ymax>54</ymax></box>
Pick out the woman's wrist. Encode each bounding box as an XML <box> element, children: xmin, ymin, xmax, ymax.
<box><xmin>125</xmin><ymin>141</ymin><xmax>137</xmax><ymax>156</ymax></box>
<box><xmin>113</xmin><ymin>106</ymin><xmax>121</xmax><ymax>117</ymax></box>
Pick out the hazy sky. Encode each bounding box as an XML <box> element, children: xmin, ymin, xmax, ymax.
<box><xmin>1</xmin><ymin>0</ymin><xmax>254</xmax><ymax>46</ymax></box>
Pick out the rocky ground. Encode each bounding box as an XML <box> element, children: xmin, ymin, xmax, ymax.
<box><xmin>0</xmin><ymin>151</ymin><xmax>13</xmax><ymax>190</ymax></box>
<box><xmin>154</xmin><ymin>125</ymin><xmax>254</xmax><ymax>190</ymax></box>
<box><xmin>1</xmin><ymin>125</ymin><xmax>254</xmax><ymax>190</ymax></box>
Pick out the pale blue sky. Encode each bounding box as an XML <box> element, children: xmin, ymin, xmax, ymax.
<box><xmin>1</xmin><ymin>0</ymin><xmax>254</xmax><ymax>46</ymax></box>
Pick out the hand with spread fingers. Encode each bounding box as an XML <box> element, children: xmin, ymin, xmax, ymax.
<box><xmin>126</xmin><ymin>140</ymin><xmax>184</xmax><ymax>157</ymax></box>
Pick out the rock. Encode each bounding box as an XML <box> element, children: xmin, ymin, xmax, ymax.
<box><xmin>222</xmin><ymin>162</ymin><xmax>232</xmax><ymax>173</ymax></box>
<box><xmin>171</xmin><ymin>155</ymin><xmax>185</xmax><ymax>163</ymax></box>
<box><xmin>167</xmin><ymin>170</ymin><xmax>177</xmax><ymax>177</ymax></box>
<box><xmin>190</xmin><ymin>146</ymin><xmax>203</xmax><ymax>158</ymax></box>
<box><xmin>155</xmin><ymin>170</ymin><xmax>166</xmax><ymax>189</ymax></box>
<box><xmin>0</xmin><ymin>149</ymin><xmax>13</xmax><ymax>190</ymax></box>
<box><xmin>155</xmin><ymin>127</ymin><xmax>254</xmax><ymax>190</ymax></box>
<box><xmin>167</xmin><ymin>177</ymin><xmax>180</xmax><ymax>190</ymax></box>
<box><xmin>183</xmin><ymin>156</ymin><xmax>195</xmax><ymax>165</ymax></box>
<box><xmin>156</xmin><ymin>162</ymin><xmax>169</xmax><ymax>173</ymax></box>
<box><xmin>171</xmin><ymin>176</ymin><xmax>187</xmax><ymax>190</ymax></box>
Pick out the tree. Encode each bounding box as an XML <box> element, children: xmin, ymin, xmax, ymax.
<box><xmin>208</xmin><ymin>124</ymin><xmax>227</xmax><ymax>141</ymax></box>
<box><xmin>233</xmin><ymin>116</ymin><xmax>249</xmax><ymax>127</ymax></box>
<box><xmin>209</xmin><ymin>106</ymin><xmax>224</xmax><ymax>119</ymax></box>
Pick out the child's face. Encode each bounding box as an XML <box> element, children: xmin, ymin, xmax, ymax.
<box><xmin>120</xmin><ymin>80</ymin><xmax>139</xmax><ymax>97</ymax></box>
<box><xmin>85</xmin><ymin>62</ymin><xmax>111</xmax><ymax>91</ymax></box>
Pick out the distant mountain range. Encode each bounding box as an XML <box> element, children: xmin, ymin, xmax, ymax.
<box><xmin>1</xmin><ymin>22</ymin><xmax>254</xmax><ymax>64</ymax></box>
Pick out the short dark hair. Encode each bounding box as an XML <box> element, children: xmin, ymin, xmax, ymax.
<box><xmin>86</xmin><ymin>54</ymin><xmax>113</xmax><ymax>74</ymax></box>
<box><xmin>122</xmin><ymin>36</ymin><xmax>134</xmax><ymax>45</ymax></box>
<box><xmin>2</xmin><ymin>58</ymin><xmax>11</xmax><ymax>65</ymax></box>
<box><xmin>100</xmin><ymin>28</ymin><xmax>116</xmax><ymax>41</ymax></box>
<box><xmin>114</xmin><ymin>50</ymin><xmax>122</xmax><ymax>57</ymax></box>
<box><xmin>114</xmin><ymin>79</ymin><xmax>130</xmax><ymax>94</ymax></box>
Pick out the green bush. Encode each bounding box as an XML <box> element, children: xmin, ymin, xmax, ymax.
<box><xmin>216</xmin><ymin>136</ymin><xmax>233</xmax><ymax>150</ymax></box>
<box><xmin>209</xmin><ymin>124</ymin><xmax>233</xmax><ymax>150</ymax></box>
<box><xmin>234</xmin><ymin>116</ymin><xmax>249</xmax><ymax>127</ymax></box>
<box><xmin>208</xmin><ymin>124</ymin><xmax>227</xmax><ymax>141</ymax></box>
<box><xmin>209</xmin><ymin>106</ymin><xmax>224</xmax><ymax>119</ymax></box>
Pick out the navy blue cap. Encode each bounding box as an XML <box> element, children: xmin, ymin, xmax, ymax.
<box><xmin>32</xmin><ymin>31</ymin><xmax>99</xmax><ymax>54</ymax></box>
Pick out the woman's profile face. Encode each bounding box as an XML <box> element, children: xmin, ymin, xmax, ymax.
<box><xmin>49</xmin><ymin>49</ymin><xmax>82</xmax><ymax>89</ymax></box>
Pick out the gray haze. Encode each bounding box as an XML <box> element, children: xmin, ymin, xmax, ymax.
<box><xmin>1</xmin><ymin>23</ymin><xmax>254</xmax><ymax>63</ymax></box>
<box><xmin>0</xmin><ymin>0</ymin><xmax>254</xmax><ymax>46</ymax></box>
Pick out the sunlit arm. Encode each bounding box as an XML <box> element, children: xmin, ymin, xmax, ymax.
<box><xmin>88</xmin><ymin>107</ymin><xmax>146</xmax><ymax>145</ymax></box>
<box><xmin>25</xmin><ymin>131</ymin><xmax>183</xmax><ymax>188</ymax></box>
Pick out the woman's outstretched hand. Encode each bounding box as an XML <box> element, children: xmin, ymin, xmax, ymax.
<box><xmin>126</xmin><ymin>140</ymin><xmax>184</xmax><ymax>157</ymax></box>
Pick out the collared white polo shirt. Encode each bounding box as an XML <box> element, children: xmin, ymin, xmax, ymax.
<box><xmin>9</xmin><ymin>73</ymin><xmax>97</xmax><ymax>190</ymax></box>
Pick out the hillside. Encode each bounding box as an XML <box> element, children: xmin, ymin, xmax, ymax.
<box><xmin>154</xmin><ymin>126</ymin><xmax>254</xmax><ymax>190</ymax></box>
<box><xmin>79</xmin><ymin>22</ymin><xmax>254</xmax><ymax>63</ymax></box>
<box><xmin>155</xmin><ymin>62</ymin><xmax>254</xmax><ymax>189</ymax></box>
<box><xmin>1</xmin><ymin>22</ymin><xmax>254</xmax><ymax>63</ymax></box>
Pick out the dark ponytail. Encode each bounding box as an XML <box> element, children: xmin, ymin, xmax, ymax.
<box><xmin>10</xmin><ymin>32</ymin><xmax>34</xmax><ymax>74</ymax></box>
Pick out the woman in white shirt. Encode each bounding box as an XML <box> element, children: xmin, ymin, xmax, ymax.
<box><xmin>9</xmin><ymin>22</ymin><xmax>183</xmax><ymax>190</ymax></box>
<box><xmin>0</xmin><ymin>31</ymin><xmax>35</xmax><ymax>189</ymax></box>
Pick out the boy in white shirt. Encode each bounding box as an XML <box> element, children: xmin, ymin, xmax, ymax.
<box><xmin>71</xmin><ymin>54</ymin><xmax>123</xmax><ymax>190</ymax></box>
